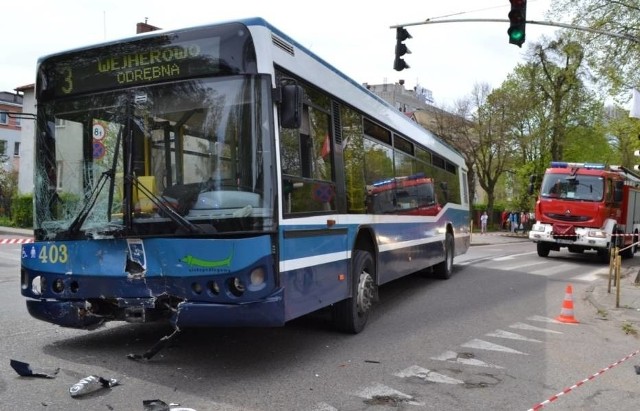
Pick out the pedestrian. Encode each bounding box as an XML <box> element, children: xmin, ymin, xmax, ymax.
<box><xmin>510</xmin><ymin>211</ymin><xmax>518</xmax><ymax>233</ymax></box>
<box><xmin>520</xmin><ymin>211</ymin><xmax>529</xmax><ymax>234</ymax></box>
<box><xmin>501</xmin><ymin>210</ymin><xmax>509</xmax><ymax>231</ymax></box>
<box><xmin>480</xmin><ymin>211</ymin><xmax>488</xmax><ymax>234</ymax></box>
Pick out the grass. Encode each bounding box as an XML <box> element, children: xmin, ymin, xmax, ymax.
<box><xmin>622</xmin><ymin>322</ymin><xmax>638</xmax><ymax>336</ymax></box>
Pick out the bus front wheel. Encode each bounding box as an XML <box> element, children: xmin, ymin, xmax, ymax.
<box><xmin>332</xmin><ymin>250</ymin><xmax>376</xmax><ymax>334</ymax></box>
<box><xmin>433</xmin><ymin>232</ymin><xmax>454</xmax><ymax>279</ymax></box>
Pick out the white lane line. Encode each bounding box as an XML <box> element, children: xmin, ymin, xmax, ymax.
<box><xmin>461</xmin><ymin>338</ymin><xmax>528</xmax><ymax>355</ymax></box>
<box><xmin>430</xmin><ymin>350</ymin><xmax>503</xmax><ymax>369</ymax></box>
<box><xmin>510</xmin><ymin>322</ymin><xmax>563</xmax><ymax>334</ymax></box>
<box><xmin>394</xmin><ymin>365</ymin><xmax>463</xmax><ymax>384</ymax></box>
<box><xmin>485</xmin><ymin>330</ymin><xmax>541</xmax><ymax>342</ymax></box>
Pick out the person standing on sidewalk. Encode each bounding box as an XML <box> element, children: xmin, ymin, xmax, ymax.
<box><xmin>480</xmin><ymin>211</ymin><xmax>488</xmax><ymax>234</ymax></box>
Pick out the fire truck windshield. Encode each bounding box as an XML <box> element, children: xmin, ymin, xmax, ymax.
<box><xmin>540</xmin><ymin>173</ymin><xmax>604</xmax><ymax>201</ymax></box>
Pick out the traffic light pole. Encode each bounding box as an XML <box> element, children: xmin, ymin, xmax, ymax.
<box><xmin>390</xmin><ymin>18</ymin><xmax>640</xmax><ymax>44</ymax></box>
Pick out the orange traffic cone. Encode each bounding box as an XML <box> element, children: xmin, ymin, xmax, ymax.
<box><xmin>555</xmin><ymin>284</ymin><xmax>579</xmax><ymax>324</ymax></box>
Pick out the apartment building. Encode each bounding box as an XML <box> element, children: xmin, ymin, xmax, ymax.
<box><xmin>0</xmin><ymin>91</ymin><xmax>23</xmax><ymax>174</ymax></box>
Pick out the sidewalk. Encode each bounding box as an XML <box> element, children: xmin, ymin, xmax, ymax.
<box><xmin>0</xmin><ymin>226</ymin><xmax>33</xmax><ymax>236</ymax></box>
<box><xmin>470</xmin><ymin>230</ymin><xmax>640</xmax><ymax>330</ymax></box>
<box><xmin>470</xmin><ymin>230</ymin><xmax>531</xmax><ymax>246</ymax></box>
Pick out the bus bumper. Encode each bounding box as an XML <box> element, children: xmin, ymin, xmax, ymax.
<box><xmin>25</xmin><ymin>288</ymin><xmax>286</xmax><ymax>329</ymax></box>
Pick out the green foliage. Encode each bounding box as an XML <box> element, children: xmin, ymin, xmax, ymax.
<box><xmin>11</xmin><ymin>194</ymin><xmax>33</xmax><ymax>228</ymax></box>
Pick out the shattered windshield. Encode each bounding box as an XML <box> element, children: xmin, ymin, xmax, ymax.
<box><xmin>34</xmin><ymin>75</ymin><xmax>275</xmax><ymax>240</ymax></box>
<box><xmin>540</xmin><ymin>173</ymin><xmax>604</xmax><ymax>201</ymax></box>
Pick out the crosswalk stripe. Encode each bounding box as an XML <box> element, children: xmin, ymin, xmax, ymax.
<box><xmin>510</xmin><ymin>322</ymin><xmax>563</xmax><ymax>334</ymax></box>
<box><xmin>461</xmin><ymin>338</ymin><xmax>528</xmax><ymax>355</ymax></box>
<box><xmin>430</xmin><ymin>350</ymin><xmax>503</xmax><ymax>368</ymax></box>
<box><xmin>353</xmin><ymin>383</ymin><xmax>424</xmax><ymax>406</ymax></box>
<box><xmin>530</xmin><ymin>263</ymin><xmax>575</xmax><ymax>276</ymax></box>
<box><xmin>394</xmin><ymin>365</ymin><xmax>463</xmax><ymax>384</ymax></box>
<box><xmin>486</xmin><ymin>330</ymin><xmax>541</xmax><ymax>342</ymax></box>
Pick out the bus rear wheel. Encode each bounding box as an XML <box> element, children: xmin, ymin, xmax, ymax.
<box><xmin>332</xmin><ymin>250</ymin><xmax>376</xmax><ymax>334</ymax></box>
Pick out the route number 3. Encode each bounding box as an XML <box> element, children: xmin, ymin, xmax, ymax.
<box><xmin>39</xmin><ymin>244</ymin><xmax>69</xmax><ymax>264</ymax></box>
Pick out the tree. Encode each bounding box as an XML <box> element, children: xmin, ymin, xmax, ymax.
<box><xmin>528</xmin><ymin>37</ymin><xmax>589</xmax><ymax>161</ymax></box>
<box><xmin>549</xmin><ymin>0</ymin><xmax>640</xmax><ymax>99</ymax></box>
<box><xmin>426</xmin><ymin>100</ymin><xmax>478</xmax><ymax>206</ymax></box>
<box><xmin>471</xmin><ymin>83</ymin><xmax>515</xmax><ymax>219</ymax></box>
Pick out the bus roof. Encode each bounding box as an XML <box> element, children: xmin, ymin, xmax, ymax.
<box><xmin>36</xmin><ymin>17</ymin><xmax>466</xmax><ymax>172</ymax></box>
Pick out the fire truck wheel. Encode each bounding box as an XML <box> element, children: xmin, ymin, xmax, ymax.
<box><xmin>332</xmin><ymin>249</ymin><xmax>376</xmax><ymax>334</ymax></box>
<box><xmin>433</xmin><ymin>232</ymin><xmax>454</xmax><ymax>279</ymax></box>
<box><xmin>537</xmin><ymin>243</ymin><xmax>550</xmax><ymax>257</ymax></box>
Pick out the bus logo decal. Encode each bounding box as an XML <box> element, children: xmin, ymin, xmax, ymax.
<box><xmin>127</xmin><ymin>239</ymin><xmax>146</xmax><ymax>270</ymax></box>
<box><xmin>180</xmin><ymin>252</ymin><xmax>233</xmax><ymax>268</ymax></box>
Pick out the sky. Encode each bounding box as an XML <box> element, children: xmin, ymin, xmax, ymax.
<box><xmin>2</xmin><ymin>0</ymin><xmax>559</xmax><ymax>107</ymax></box>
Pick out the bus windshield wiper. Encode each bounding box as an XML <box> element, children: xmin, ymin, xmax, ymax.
<box><xmin>130</xmin><ymin>175</ymin><xmax>204</xmax><ymax>234</ymax></box>
<box><xmin>62</xmin><ymin>170</ymin><xmax>114</xmax><ymax>239</ymax></box>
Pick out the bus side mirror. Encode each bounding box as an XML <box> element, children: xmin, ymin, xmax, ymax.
<box><xmin>279</xmin><ymin>84</ymin><xmax>303</xmax><ymax>129</ymax></box>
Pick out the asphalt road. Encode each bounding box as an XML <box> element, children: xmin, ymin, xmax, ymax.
<box><xmin>1</xmin><ymin>235</ymin><xmax>640</xmax><ymax>410</ymax></box>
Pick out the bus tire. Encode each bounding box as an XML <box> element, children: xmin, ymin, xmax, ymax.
<box><xmin>332</xmin><ymin>250</ymin><xmax>376</xmax><ymax>334</ymax></box>
<box><xmin>433</xmin><ymin>232</ymin><xmax>454</xmax><ymax>279</ymax></box>
<box><xmin>537</xmin><ymin>243</ymin><xmax>550</xmax><ymax>257</ymax></box>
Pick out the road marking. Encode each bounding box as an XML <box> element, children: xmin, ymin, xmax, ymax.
<box><xmin>485</xmin><ymin>330</ymin><xmax>541</xmax><ymax>342</ymax></box>
<box><xmin>353</xmin><ymin>383</ymin><xmax>424</xmax><ymax>406</ymax></box>
<box><xmin>510</xmin><ymin>322</ymin><xmax>563</xmax><ymax>334</ymax></box>
<box><xmin>527</xmin><ymin>315</ymin><xmax>559</xmax><ymax>324</ymax></box>
<box><xmin>530</xmin><ymin>263</ymin><xmax>575</xmax><ymax>276</ymax></box>
<box><xmin>493</xmin><ymin>251</ymin><xmax>537</xmax><ymax>261</ymax></box>
<box><xmin>394</xmin><ymin>365</ymin><xmax>463</xmax><ymax>384</ymax></box>
<box><xmin>461</xmin><ymin>338</ymin><xmax>528</xmax><ymax>355</ymax></box>
<box><xmin>430</xmin><ymin>350</ymin><xmax>503</xmax><ymax>369</ymax></box>
<box><xmin>500</xmin><ymin>261</ymin><xmax>548</xmax><ymax>271</ymax></box>
<box><xmin>571</xmin><ymin>269</ymin><xmax>607</xmax><ymax>282</ymax></box>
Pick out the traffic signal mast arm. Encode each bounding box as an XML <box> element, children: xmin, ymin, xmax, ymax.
<box><xmin>389</xmin><ymin>18</ymin><xmax>640</xmax><ymax>44</ymax></box>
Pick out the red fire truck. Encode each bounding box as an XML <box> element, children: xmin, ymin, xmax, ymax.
<box><xmin>528</xmin><ymin>162</ymin><xmax>640</xmax><ymax>259</ymax></box>
<box><xmin>366</xmin><ymin>173</ymin><xmax>443</xmax><ymax>216</ymax></box>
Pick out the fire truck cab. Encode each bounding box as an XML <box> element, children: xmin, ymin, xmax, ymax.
<box><xmin>529</xmin><ymin>162</ymin><xmax>640</xmax><ymax>260</ymax></box>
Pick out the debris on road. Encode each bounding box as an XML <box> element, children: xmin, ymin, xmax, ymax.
<box><xmin>143</xmin><ymin>399</ymin><xmax>197</xmax><ymax>410</ymax></box>
<box><xmin>128</xmin><ymin>329</ymin><xmax>181</xmax><ymax>361</ymax></box>
<box><xmin>10</xmin><ymin>359</ymin><xmax>59</xmax><ymax>378</ymax></box>
<box><xmin>69</xmin><ymin>375</ymin><xmax>119</xmax><ymax>398</ymax></box>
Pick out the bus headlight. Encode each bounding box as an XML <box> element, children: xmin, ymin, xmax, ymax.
<box><xmin>250</xmin><ymin>267</ymin><xmax>266</xmax><ymax>287</ymax></box>
<box><xmin>31</xmin><ymin>276</ymin><xmax>43</xmax><ymax>296</ymax></box>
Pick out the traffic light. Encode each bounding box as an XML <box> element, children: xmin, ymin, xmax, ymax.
<box><xmin>508</xmin><ymin>0</ymin><xmax>527</xmax><ymax>47</ymax></box>
<box><xmin>394</xmin><ymin>27</ymin><xmax>411</xmax><ymax>71</ymax></box>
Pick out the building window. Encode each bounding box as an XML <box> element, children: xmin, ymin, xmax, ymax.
<box><xmin>0</xmin><ymin>140</ymin><xmax>6</xmax><ymax>156</ymax></box>
<box><xmin>0</xmin><ymin>112</ymin><xmax>7</xmax><ymax>125</ymax></box>
<box><xmin>13</xmin><ymin>142</ymin><xmax>20</xmax><ymax>156</ymax></box>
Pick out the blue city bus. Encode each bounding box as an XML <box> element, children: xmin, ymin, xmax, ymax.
<box><xmin>21</xmin><ymin>17</ymin><xmax>470</xmax><ymax>334</ymax></box>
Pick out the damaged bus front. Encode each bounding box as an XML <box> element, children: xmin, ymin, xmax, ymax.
<box><xmin>21</xmin><ymin>23</ymin><xmax>285</xmax><ymax>329</ymax></box>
